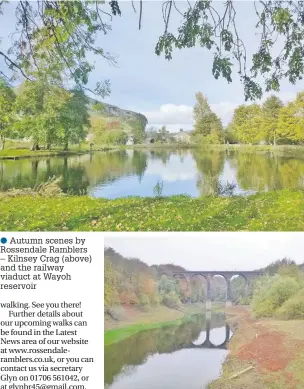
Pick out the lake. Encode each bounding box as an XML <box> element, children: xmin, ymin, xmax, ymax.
<box><xmin>104</xmin><ymin>312</ymin><xmax>231</xmax><ymax>389</ymax></box>
<box><xmin>2</xmin><ymin>148</ymin><xmax>304</xmax><ymax>197</ymax></box>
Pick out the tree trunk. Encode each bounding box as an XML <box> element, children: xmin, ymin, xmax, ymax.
<box><xmin>46</xmin><ymin>143</ymin><xmax>51</xmax><ymax>150</ymax></box>
<box><xmin>1</xmin><ymin>135</ymin><xmax>5</xmax><ymax>150</ymax></box>
<box><xmin>31</xmin><ymin>143</ymin><xmax>40</xmax><ymax>151</ymax></box>
<box><xmin>273</xmin><ymin>130</ymin><xmax>276</xmax><ymax>146</ymax></box>
<box><xmin>63</xmin><ymin>142</ymin><xmax>69</xmax><ymax>151</ymax></box>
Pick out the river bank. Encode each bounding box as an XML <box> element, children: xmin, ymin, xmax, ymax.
<box><xmin>1</xmin><ymin>189</ymin><xmax>304</xmax><ymax>231</ymax></box>
<box><xmin>0</xmin><ymin>146</ymin><xmax>115</xmax><ymax>160</ymax></box>
<box><xmin>209</xmin><ymin>307</ymin><xmax>304</xmax><ymax>389</ymax></box>
<box><xmin>2</xmin><ymin>143</ymin><xmax>304</xmax><ymax>160</ymax></box>
<box><xmin>104</xmin><ymin>303</ymin><xmax>211</xmax><ymax>345</ymax></box>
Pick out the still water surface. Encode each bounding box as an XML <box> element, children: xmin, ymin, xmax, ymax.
<box><xmin>2</xmin><ymin>148</ymin><xmax>304</xmax><ymax>197</ymax></box>
<box><xmin>105</xmin><ymin>313</ymin><xmax>231</xmax><ymax>389</ymax></box>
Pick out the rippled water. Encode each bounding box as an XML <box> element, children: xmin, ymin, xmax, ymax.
<box><xmin>2</xmin><ymin>148</ymin><xmax>304</xmax><ymax>197</ymax></box>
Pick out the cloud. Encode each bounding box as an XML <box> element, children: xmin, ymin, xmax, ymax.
<box><xmin>143</xmin><ymin>102</ymin><xmax>236</xmax><ymax>129</ymax></box>
<box><xmin>105</xmin><ymin>233</ymin><xmax>304</xmax><ymax>271</ymax></box>
<box><xmin>143</xmin><ymin>91</ymin><xmax>298</xmax><ymax>130</ymax></box>
<box><xmin>146</xmin><ymin>156</ymin><xmax>198</xmax><ymax>182</ymax></box>
<box><xmin>142</xmin><ymin>104</ymin><xmax>193</xmax><ymax>130</ymax></box>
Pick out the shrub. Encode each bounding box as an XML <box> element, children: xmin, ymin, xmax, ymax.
<box><xmin>251</xmin><ymin>275</ymin><xmax>300</xmax><ymax>318</ymax></box>
<box><xmin>153</xmin><ymin>180</ymin><xmax>163</xmax><ymax>197</ymax></box>
<box><xmin>162</xmin><ymin>292</ymin><xmax>182</xmax><ymax>310</ymax></box>
<box><xmin>139</xmin><ymin>294</ymin><xmax>150</xmax><ymax>306</ymax></box>
<box><xmin>138</xmin><ymin>294</ymin><xmax>150</xmax><ymax>311</ymax></box>
<box><xmin>150</xmin><ymin>292</ymin><xmax>160</xmax><ymax>305</ymax></box>
<box><xmin>4</xmin><ymin>176</ymin><xmax>64</xmax><ymax>198</ymax></box>
<box><xmin>275</xmin><ymin>289</ymin><xmax>304</xmax><ymax>319</ymax></box>
<box><xmin>278</xmin><ymin>265</ymin><xmax>304</xmax><ymax>286</ymax></box>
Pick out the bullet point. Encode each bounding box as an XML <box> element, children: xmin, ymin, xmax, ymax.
<box><xmin>1</xmin><ymin>237</ymin><xmax>7</xmax><ymax>244</ymax></box>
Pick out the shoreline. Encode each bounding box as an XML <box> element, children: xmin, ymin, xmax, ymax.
<box><xmin>0</xmin><ymin>147</ymin><xmax>115</xmax><ymax>160</ymax></box>
<box><xmin>1</xmin><ymin>143</ymin><xmax>304</xmax><ymax>161</ymax></box>
<box><xmin>104</xmin><ymin>303</ymin><xmax>220</xmax><ymax>346</ymax></box>
<box><xmin>208</xmin><ymin>307</ymin><xmax>304</xmax><ymax>389</ymax></box>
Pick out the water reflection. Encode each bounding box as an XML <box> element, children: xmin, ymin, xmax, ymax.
<box><xmin>1</xmin><ymin>148</ymin><xmax>304</xmax><ymax>197</ymax></box>
<box><xmin>104</xmin><ymin>312</ymin><xmax>232</xmax><ymax>389</ymax></box>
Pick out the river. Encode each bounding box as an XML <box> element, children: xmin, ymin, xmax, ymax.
<box><xmin>104</xmin><ymin>312</ymin><xmax>232</xmax><ymax>389</ymax></box>
<box><xmin>2</xmin><ymin>148</ymin><xmax>304</xmax><ymax>197</ymax></box>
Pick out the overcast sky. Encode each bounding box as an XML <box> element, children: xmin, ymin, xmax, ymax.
<box><xmin>1</xmin><ymin>1</ymin><xmax>304</xmax><ymax>130</ymax></box>
<box><xmin>105</xmin><ymin>233</ymin><xmax>304</xmax><ymax>271</ymax></box>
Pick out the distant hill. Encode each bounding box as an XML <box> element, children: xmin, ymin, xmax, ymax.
<box><xmin>14</xmin><ymin>84</ymin><xmax>148</xmax><ymax>139</ymax></box>
<box><xmin>88</xmin><ymin>97</ymin><xmax>147</xmax><ymax>128</ymax></box>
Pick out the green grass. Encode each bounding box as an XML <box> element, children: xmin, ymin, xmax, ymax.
<box><xmin>1</xmin><ymin>189</ymin><xmax>304</xmax><ymax>231</ymax></box>
<box><xmin>104</xmin><ymin>317</ymin><xmax>185</xmax><ymax>346</ymax></box>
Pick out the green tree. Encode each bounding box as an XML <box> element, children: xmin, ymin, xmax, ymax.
<box><xmin>158</xmin><ymin>275</ymin><xmax>178</xmax><ymax>296</ymax></box>
<box><xmin>277</xmin><ymin>92</ymin><xmax>304</xmax><ymax>144</ymax></box>
<box><xmin>14</xmin><ymin>78</ymin><xmax>70</xmax><ymax>150</ymax></box>
<box><xmin>59</xmin><ymin>88</ymin><xmax>90</xmax><ymax>150</ymax></box>
<box><xmin>251</xmin><ymin>275</ymin><xmax>300</xmax><ymax>318</ymax></box>
<box><xmin>223</xmin><ymin>122</ymin><xmax>238</xmax><ymax>144</ymax></box>
<box><xmin>230</xmin><ymin>104</ymin><xmax>264</xmax><ymax>144</ymax></box>
<box><xmin>193</xmin><ymin>92</ymin><xmax>222</xmax><ymax>141</ymax></box>
<box><xmin>89</xmin><ymin>116</ymin><xmax>107</xmax><ymax>144</ymax></box>
<box><xmin>263</xmin><ymin>258</ymin><xmax>296</xmax><ymax>276</ymax></box>
<box><xmin>159</xmin><ymin>125</ymin><xmax>169</xmax><ymax>140</ymax></box>
<box><xmin>130</xmin><ymin>119</ymin><xmax>146</xmax><ymax>144</ymax></box>
<box><xmin>2</xmin><ymin>2</ymin><xmax>304</xmax><ymax>100</ymax></box>
<box><xmin>0</xmin><ymin>1</ymin><xmax>113</xmax><ymax>97</ymax></box>
<box><xmin>102</xmin><ymin>130</ymin><xmax>128</xmax><ymax>145</ymax></box>
<box><xmin>0</xmin><ymin>77</ymin><xmax>16</xmax><ymax>149</ymax></box>
<box><xmin>262</xmin><ymin>95</ymin><xmax>283</xmax><ymax>145</ymax></box>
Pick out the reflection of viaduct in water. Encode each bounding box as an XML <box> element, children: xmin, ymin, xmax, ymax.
<box><xmin>172</xmin><ymin>270</ymin><xmax>263</xmax><ymax>309</ymax></box>
<box><xmin>187</xmin><ymin>318</ymin><xmax>231</xmax><ymax>350</ymax></box>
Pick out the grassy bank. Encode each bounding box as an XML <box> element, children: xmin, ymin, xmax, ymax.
<box><xmin>105</xmin><ymin>318</ymin><xmax>186</xmax><ymax>346</ymax></box>
<box><xmin>208</xmin><ymin>307</ymin><xmax>304</xmax><ymax>389</ymax></box>
<box><xmin>1</xmin><ymin>189</ymin><xmax>304</xmax><ymax>231</ymax></box>
<box><xmin>2</xmin><ymin>142</ymin><xmax>304</xmax><ymax>159</ymax></box>
<box><xmin>0</xmin><ymin>148</ymin><xmax>88</xmax><ymax>159</ymax></box>
<box><xmin>104</xmin><ymin>303</ymin><xmax>209</xmax><ymax>346</ymax></box>
<box><xmin>0</xmin><ymin>145</ymin><xmax>116</xmax><ymax>159</ymax></box>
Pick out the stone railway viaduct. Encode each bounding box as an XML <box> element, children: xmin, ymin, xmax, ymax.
<box><xmin>171</xmin><ymin>270</ymin><xmax>263</xmax><ymax>309</ymax></box>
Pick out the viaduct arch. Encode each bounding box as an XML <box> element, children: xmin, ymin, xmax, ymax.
<box><xmin>171</xmin><ymin>270</ymin><xmax>263</xmax><ymax>309</ymax></box>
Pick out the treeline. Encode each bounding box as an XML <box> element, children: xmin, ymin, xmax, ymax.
<box><xmin>104</xmin><ymin>247</ymin><xmax>205</xmax><ymax>311</ymax></box>
<box><xmin>105</xmin><ymin>248</ymin><xmax>304</xmax><ymax>320</ymax></box>
<box><xmin>104</xmin><ymin>247</ymin><xmax>250</xmax><ymax>311</ymax></box>
<box><xmin>0</xmin><ymin>76</ymin><xmax>146</xmax><ymax>151</ymax></box>
<box><xmin>192</xmin><ymin>91</ymin><xmax>304</xmax><ymax>146</ymax></box>
<box><xmin>0</xmin><ymin>76</ymin><xmax>91</xmax><ymax>151</ymax></box>
<box><xmin>251</xmin><ymin>259</ymin><xmax>304</xmax><ymax>319</ymax></box>
<box><xmin>226</xmin><ymin>93</ymin><xmax>304</xmax><ymax>145</ymax></box>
